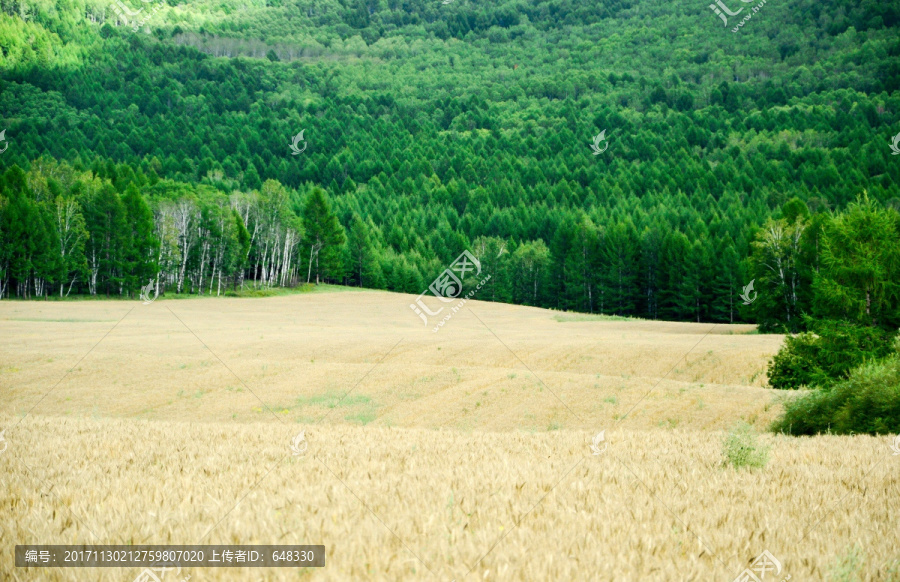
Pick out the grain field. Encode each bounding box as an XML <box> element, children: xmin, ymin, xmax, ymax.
<box><xmin>1</xmin><ymin>290</ymin><xmax>898</xmax><ymax>581</ymax></box>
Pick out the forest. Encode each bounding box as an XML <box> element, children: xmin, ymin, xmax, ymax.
<box><xmin>1</xmin><ymin>0</ymin><xmax>899</xmax><ymax>331</ymax></box>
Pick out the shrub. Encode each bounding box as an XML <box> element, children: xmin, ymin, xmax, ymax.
<box><xmin>767</xmin><ymin>331</ymin><xmax>827</xmax><ymax>389</ymax></box>
<box><xmin>723</xmin><ymin>422</ymin><xmax>770</xmax><ymax>469</ymax></box>
<box><xmin>767</xmin><ymin>319</ymin><xmax>896</xmax><ymax>389</ymax></box>
<box><xmin>772</xmin><ymin>354</ymin><xmax>900</xmax><ymax>435</ymax></box>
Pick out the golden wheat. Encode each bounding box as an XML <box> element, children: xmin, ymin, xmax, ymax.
<box><xmin>1</xmin><ymin>292</ymin><xmax>897</xmax><ymax>581</ymax></box>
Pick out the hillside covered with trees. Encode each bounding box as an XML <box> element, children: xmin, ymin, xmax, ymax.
<box><xmin>1</xmin><ymin>0</ymin><xmax>899</xmax><ymax>328</ymax></box>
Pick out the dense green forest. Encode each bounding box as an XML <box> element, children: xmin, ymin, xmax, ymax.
<box><xmin>1</xmin><ymin>0</ymin><xmax>899</xmax><ymax>329</ymax></box>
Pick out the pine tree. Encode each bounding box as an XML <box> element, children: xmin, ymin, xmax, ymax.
<box><xmin>710</xmin><ymin>243</ymin><xmax>740</xmax><ymax>323</ymax></box>
<box><xmin>231</xmin><ymin>210</ymin><xmax>251</xmax><ymax>290</ymax></box>
<box><xmin>302</xmin><ymin>187</ymin><xmax>346</xmax><ymax>284</ymax></box>
<box><xmin>122</xmin><ymin>183</ymin><xmax>158</xmax><ymax>295</ymax></box>
<box><xmin>600</xmin><ymin>221</ymin><xmax>638</xmax><ymax>316</ymax></box>
<box><xmin>83</xmin><ymin>184</ymin><xmax>129</xmax><ymax>296</ymax></box>
<box><xmin>347</xmin><ymin>215</ymin><xmax>381</xmax><ymax>287</ymax></box>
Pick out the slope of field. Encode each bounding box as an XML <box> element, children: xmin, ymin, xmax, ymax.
<box><xmin>0</xmin><ymin>290</ymin><xmax>781</xmax><ymax>431</ymax></box>
<box><xmin>1</xmin><ymin>291</ymin><xmax>898</xmax><ymax>581</ymax></box>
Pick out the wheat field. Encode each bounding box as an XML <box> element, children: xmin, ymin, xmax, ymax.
<box><xmin>1</xmin><ymin>290</ymin><xmax>898</xmax><ymax>581</ymax></box>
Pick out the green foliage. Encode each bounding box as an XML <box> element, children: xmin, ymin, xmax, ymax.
<box><xmin>722</xmin><ymin>422</ymin><xmax>770</xmax><ymax>469</ymax></box>
<box><xmin>749</xmin><ymin>198</ymin><xmax>900</xmax><ymax>333</ymax></box>
<box><xmin>761</xmin><ymin>199</ymin><xmax>900</xmax><ymax>435</ymax></box>
<box><xmin>812</xmin><ymin>197</ymin><xmax>900</xmax><ymax>329</ymax></box>
<box><xmin>301</xmin><ymin>187</ymin><xmax>344</xmax><ymax>284</ymax></box>
<box><xmin>510</xmin><ymin>240</ymin><xmax>550</xmax><ymax>307</ymax></box>
<box><xmin>767</xmin><ymin>319</ymin><xmax>897</xmax><ymax>389</ymax></box>
<box><xmin>346</xmin><ymin>214</ymin><xmax>382</xmax><ymax>288</ymax></box>
<box><xmin>0</xmin><ymin>13</ymin><xmax>78</xmax><ymax>69</ymax></box>
<box><xmin>766</xmin><ymin>331</ymin><xmax>824</xmax><ymax>389</ymax></box>
<box><xmin>2</xmin><ymin>0</ymin><xmax>900</xmax><ymax>322</ymax></box>
<box><xmin>772</xmin><ymin>353</ymin><xmax>900</xmax><ymax>435</ymax></box>
<box><xmin>230</xmin><ymin>209</ymin><xmax>251</xmax><ymax>288</ymax></box>
<box><xmin>746</xmin><ymin>209</ymin><xmax>810</xmax><ymax>333</ymax></box>
<box><xmin>122</xmin><ymin>182</ymin><xmax>159</xmax><ymax>291</ymax></box>
<box><xmin>52</xmin><ymin>194</ymin><xmax>89</xmax><ymax>297</ymax></box>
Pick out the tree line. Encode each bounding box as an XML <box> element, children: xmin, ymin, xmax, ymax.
<box><xmin>0</xmin><ymin>160</ymin><xmax>344</xmax><ymax>299</ymax></box>
<box><xmin>3</xmin><ymin>157</ymin><xmax>897</xmax><ymax>337</ymax></box>
<box><xmin>1</xmin><ymin>0</ymin><xmax>899</xmax><ymax>325</ymax></box>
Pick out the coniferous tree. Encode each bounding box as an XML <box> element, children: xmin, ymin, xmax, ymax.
<box><xmin>812</xmin><ymin>198</ymin><xmax>900</xmax><ymax>329</ymax></box>
<box><xmin>122</xmin><ymin>183</ymin><xmax>158</xmax><ymax>295</ymax></box>
<box><xmin>302</xmin><ymin>187</ymin><xmax>346</xmax><ymax>284</ymax></box>
<box><xmin>347</xmin><ymin>215</ymin><xmax>382</xmax><ymax>288</ymax></box>
<box><xmin>84</xmin><ymin>185</ymin><xmax>129</xmax><ymax>296</ymax></box>
<box><xmin>231</xmin><ymin>210</ymin><xmax>251</xmax><ymax>290</ymax></box>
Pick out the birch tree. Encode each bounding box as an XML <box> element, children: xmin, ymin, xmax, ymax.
<box><xmin>173</xmin><ymin>198</ymin><xmax>197</xmax><ymax>293</ymax></box>
<box><xmin>748</xmin><ymin>217</ymin><xmax>807</xmax><ymax>332</ymax></box>
<box><xmin>54</xmin><ymin>196</ymin><xmax>88</xmax><ymax>297</ymax></box>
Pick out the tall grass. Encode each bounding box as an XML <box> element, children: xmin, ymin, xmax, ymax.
<box><xmin>723</xmin><ymin>421</ymin><xmax>770</xmax><ymax>469</ymax></box>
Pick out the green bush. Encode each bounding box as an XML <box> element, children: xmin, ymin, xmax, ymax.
<box><xmin>767</xmin><ymin>319</ymin><xmax>896</xmax><ymax>389</ymax></box>
<box><xmin>772</xmin><ymin>354</ymin><xmax>900</xmax><ymax>435</ymax></box>
<box><xmin>767</xmin><ymin>331</ymin><xmax>828</xmax><ymax>389</ymax></box>
<box><xmin>723</xmin><ymin>422</ymin><xmax>770</xmax><ymax>469</ymax></box>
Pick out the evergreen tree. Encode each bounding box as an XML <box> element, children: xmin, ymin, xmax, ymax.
<box><xmin>347</xmin><ymin>214</ymin><xmax>382</xmax><ymax>288</ymax></box>
<box><xmin>83</xmin><ymin>184</ymin><xmax>128</xmax><ymax>296</ymax></box>
<box><xmin>812</xmin><ymin>198</ymin><xmax>900</xmax><ymax>329</ymax></box>
<box><xmin>302</xmin><ymin>187</ymin><xmax>346</xmax><ymax>284</ymax></box>
<box><xmin>122</xmin><ymin>183</ymin><xmax>158</xmax><ymax>295</ymax></box>
<box><xmin>231</xmin><ymin>209</ymin><xmax>251</xmax><ymax>290</ymax></box>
